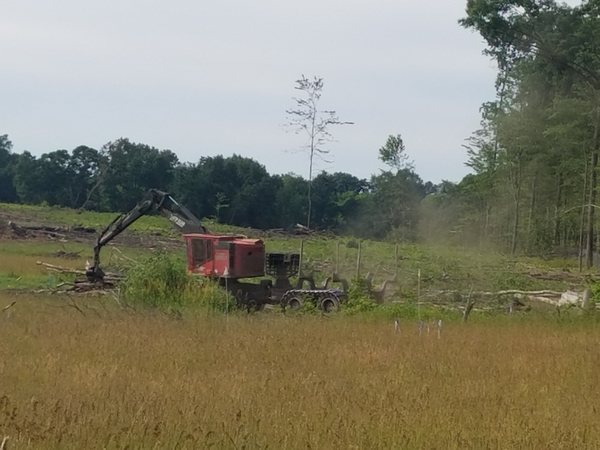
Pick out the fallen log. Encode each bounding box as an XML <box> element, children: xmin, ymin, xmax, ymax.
<box><xmin>2</xmin><ymin>301</ymin><xmax>16</xmax><ymax>313</ymax></box>
<box><xmin>36</xmin><ymin>261</ymin><xmax>87</xmax><ymax>275</ymax></box>
<box><xmin>61</xmin><ymin>278</ymin><xmax>116</xmax><ymax>292</ymax></box>
<box><xmin>8</xmin><ymin>221</ymin><xmax>27</xmax><ymax>237</ymax></box>
<box><xmin>18</xmin><ymin>225</ymin><xmax>64</xmax><ymax>232</ymax></box>
<box><xmin>70</xmin><ymin>225</ymin><xmax>96</xmax><ymax>233</ymax></box>
<box><xmin>293</xmin><ymin>223</ymin><xmax>312</xmax><ymax>235</ymax></box>
<box><xmin>424</xmin><ymin>289</ymin><xmax>562</xmax><ymax>298</ymax></box>
<box><xmin>36</xmin><ymin>230</ymin><xmax>67</xmax><ymax>238</ymax></box>
<box><xmin>477</xmin><ymin>289</ymin><xmax>562</xmax><ymax>297</ymax></box>
<box><xmin>530</xmin><ymin>296</ymin><xmax>560</xmax><ymax>306</ymax></box>
<box><xmin>8</xmin><ymin>222</ymin><xmax>71</xmax><ymax>239</ymax></box>
<box><xmin>526</xmin><ymin>270</ymin><xmax>599</xmax><ymax>283</ymax></box>
<box><xmin>36</xmin><ymin>261</ymin><xmax>123</xmax><ymax>279</ymax></box>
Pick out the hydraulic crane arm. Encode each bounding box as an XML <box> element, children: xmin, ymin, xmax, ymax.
<box><xmin>87</xmin><ymin>189</ymin><xmax>207</xmax><ymax>280</ymax></box>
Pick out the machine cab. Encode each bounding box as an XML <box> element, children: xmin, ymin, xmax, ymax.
<box><xmin>184</xmin><ymin>234</ymin><xmax>265</xmax><ymax>279</ymax></box>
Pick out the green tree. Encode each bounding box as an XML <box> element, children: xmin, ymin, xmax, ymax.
<box><xmin>368</xmin><ymin>169</ymin><xmax>426</xmax><ymax>240</ymax></box>
<box><xmin>13</xmin><ymin>151</ymin><xmax>42</xmax><ymax>204</ymax></box>
<box><xmin>0</xmin><ymin>135</ymin><xmax>18</xmax><ymax>203</ymax></box>
<box><xmin>310</xmin><ymin>172</ymin><xmax>367</xmax><ymax>230</ymax></box>
<box><xmin>379</xmin><ymin>134</ymin><xmax>412</xmax><ymax>171</ymax></box>
<box><xmin>461</xmin><ymin>0</ymin><xmax>600</xmax><ymax>262</ymax></box>
<box><xmin>274</xmin><ymin>174</ymin><xmax>309</xmax><ymax>229</ymax></box>
<box><xmin>69</xmin><ymin>146</ymin><xmax>106</xmax><ymax>209</ymax></box>
<box><xmin>172</xmin><ymin>155</ymin><xmax>280</xmax><ymax>229</ymax></box>
<box><xmin>101</xmin><ymin>138</ymin><xmax>179</xmax><ymax>211</ymax></box>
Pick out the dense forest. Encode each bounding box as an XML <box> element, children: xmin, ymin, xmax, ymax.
<box><xmin>0</xmin><ymin>134</ymin><xmax>431</xmax><ymax>240</ymax></box>
<box><xmin>447</xmin><ymin>0</ymin><xmax>600</xmax><ymax>267</ymax></box>
<box><xmin>2</xmin><ymin>0</ymin><xmax>600</xmax><ymax>265</ymax></box>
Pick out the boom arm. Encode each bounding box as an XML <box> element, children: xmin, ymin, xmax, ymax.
<box><xmin>88</xmin><ymin>189</ymin><xmax>207</xmax><ymax>279</ymax></box>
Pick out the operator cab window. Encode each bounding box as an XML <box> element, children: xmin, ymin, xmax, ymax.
<box><xmin>191</xmin><ymin>239</ymin><xmax>206</xmax><ymax>266</ymax></box>
<box><xmin>206</xmin><ymin>240</ymin><xmax>213</xmax><ymax>260</ymax></box>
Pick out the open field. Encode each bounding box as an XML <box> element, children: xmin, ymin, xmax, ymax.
<box><xmin>0</xmin><ymin>202</ymin><xmax>588</xmax><ymax>296</ymax></box>
<box><xmin>0</xmin><ymin>202</ymin><xmax>242</xmax><ymax>236</ymax></box>
<box><xmin>1</xmin><ymin>202</ymin><xmax>599</xmax><ymax>447</ymax></box>
<box><xmin>1</xmin><ymin>293</ymin><xmax>600</xmax><ymax>449</ymax></box>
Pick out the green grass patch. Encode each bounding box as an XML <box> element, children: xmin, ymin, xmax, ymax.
<box><xmin>0</xmin><ymin>202</ymin><xmax>250</xmax><ymax>236</ymax></box>
<box><xmin>120</xmin><ymin>253</ymin><xmax>229</xmax><ymax>312</ymax></box>
<box><xmin>0</xmin><ymin>202</ymin><xmax>589</xmax><ymax>311</ymax></box>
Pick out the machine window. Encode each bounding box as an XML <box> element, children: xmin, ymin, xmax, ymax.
<box><xmin>206</xmin><ymin>240</ymin><xmax>213</xmax><ymax>260</ymax></box>
<box><xmin>191</xmin><ymin>239</ymin><xmax>206</xmax><ymax>266</ymax></box>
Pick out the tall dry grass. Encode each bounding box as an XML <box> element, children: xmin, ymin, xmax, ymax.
<box><xmin>1</xmin><ymin>295</ymin><xmax>599</xmax><ymax>449</ymax></box>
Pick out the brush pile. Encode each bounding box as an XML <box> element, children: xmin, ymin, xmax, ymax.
<box><xmin>9</xmin><ymin>221</ymin><xmax>96</xmax><ymax>241</ymax></box>
<box><xmin>36</xmin><ymin>261</ymin><xmax>124</xmax><ymax>294</ymax></box>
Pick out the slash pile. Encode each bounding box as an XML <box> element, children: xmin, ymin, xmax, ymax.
<box><xmin>36</xmin><ymin>261</ymin><xmax>124</xmax><ymax>293</ymax></box>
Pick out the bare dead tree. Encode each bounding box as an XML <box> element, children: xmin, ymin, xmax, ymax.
<box><xmin>286</xmin><ymin>75</ymin><xmax>352</xmax><ymax>228</ymax></box>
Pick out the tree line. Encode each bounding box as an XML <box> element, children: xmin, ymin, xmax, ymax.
<box><xmin>417</xmin><ymin>0</ymin><xmax>600</xmax><ymax>266</ymax></box>
<box><xmin>0</xmin><ymin>134</ymin><xmax>430</xmax><ymax>239</ymax></box>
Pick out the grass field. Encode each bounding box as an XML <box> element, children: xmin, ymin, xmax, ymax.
<box><xmin>1</xmin><ymin>293</ymin><xmax>600</xmax><ymax>449</ymax></box>
<box><xmin>0</xmin><ymin>202</ymin><xmax>246</xmax><ymax>236</ymax></box>
<box><xmin>1</xmin><ymin>202</ymin><xmax>599</xmax><ymax>448</ymax></box>
<box><xmin>0</xmin><ymin>202</ymin><xmax>582</xmax><ymax>295</ymax></box>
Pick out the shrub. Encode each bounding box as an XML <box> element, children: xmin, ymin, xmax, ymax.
<box><xmin>589</xmin><ymin>278</ymin><xmax>600</xmax><ymax>304</ymax></box>
<box><xmin>344</xmin><ymin>277</ymin><xmax>378</xmax><ymax>315</ymax></box>
<box><xmin>121</xmin><ymin>253</ymin><xmax>228</xmax><ymax>311</ymax></box>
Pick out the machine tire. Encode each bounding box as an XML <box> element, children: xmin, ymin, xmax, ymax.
<box><xmin>287</xmin><ymin>296</ymin><xmax>304</xmax><ymax>311</ymax></box>
<box><xmin>320</xmin><ymin>295</ymin><xmax>340</xmax><ymax>313</ymax></box>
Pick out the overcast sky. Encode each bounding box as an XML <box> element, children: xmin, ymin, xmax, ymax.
<box><xmin>0</xmin><ymin>0</ymin><xmax>580</xmax><ymax>183</ymax></box>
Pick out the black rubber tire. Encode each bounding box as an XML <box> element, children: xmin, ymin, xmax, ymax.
<box><xmin>287</xmin><ymin>296</ymin><xmax>304</xmax><ymax>310</ymax></box>
<box><xmin>320</xmin><ymin>296</ymin><xmax>340</xmax><ymax>313</ymax></box>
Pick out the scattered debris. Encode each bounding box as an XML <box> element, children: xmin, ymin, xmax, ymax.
<box><xmin>36</xmin><ymin>261</ymin><xmax>87</xmax><ymax>275</ymax></box>
<box><xmin>526</xmin><ymin>269</ymin><xmax>600</xmax><ymax>283</ymax></box>
<box><xmin>2</xmin><ymin>301</ymin><xmax>16</xmax><ymax>313</ymax></box>
<box><xmin>293</xmin><ymin>223</ymin><xmax>311</xmax><ymax>235</ymax></box>
<box><xmin>478</xmin><ymin>289</ymin><xmax>563</xmax><ymax>297</ymax></box>
<box><xmin>36</xmin><ymin>260</ymin><xmax>124</xmax><ymax>294</ymax></box>
<box><xmin>424</xmin><ymin>289</ymin><xmax>562</xmax><ymax>300</ymax></box>
<box><xmin>265</xmin><ymin>228</ymin><xmax>286</xmax><ymax>236</ymax></box>
<box><xmin>508</xmin><ymin>297</ymin><xmax>531</xmax><ymax>313</ymax></box>
<box><xmin>66</xmin><ymin>279</ymin><xmax>118</xmax><ymax>293</ymax></box>
<box><xmin>560</xmin><ymin>290</ymin><xmax>582</xmax><ymax>306</ymax></box>
<box><xmin>7</xmin><ymin>220</ymin><xmax>97</xmax><ymax>241</ymax></box>
<box><xmin>71</xmin><ymin>225</ymin><xmax>96</xmax><ymax>233</ymax></box>
<box><xmin>8</xmin><ymin>222</ymin><xmax>67</xmax><ymax>239</ymax></box>
<box><xmin>534</xmin><ymin>290</ymin><xmax>594</xmax><ymax>308</ymax></box>
<box><xmin>8</xmin><ymin>221</ymin><xmax>27</xmax><ymax>237</ymax></box>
